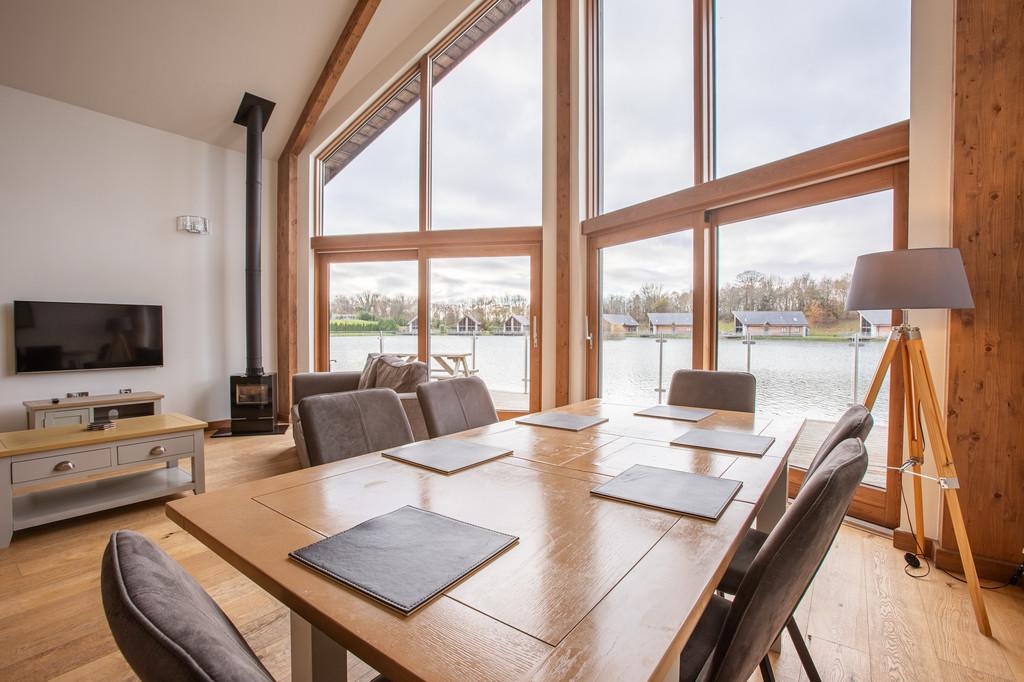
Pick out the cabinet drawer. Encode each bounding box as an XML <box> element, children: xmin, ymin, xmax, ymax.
<box><xmin>117</xmin><ymin>435</ymin><xmax>194</xmax><ymax>465</ymax></box>
<box><xmin>12</xmin><ymin>448</ymin><xmax>112</xmax><ymax>484</ymax></box>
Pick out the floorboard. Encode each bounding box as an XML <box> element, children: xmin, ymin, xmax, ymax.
<box><xmin>0</xmin><ymin>430</ymin><xmax>1021</xmax><ymax>681</ymax></box>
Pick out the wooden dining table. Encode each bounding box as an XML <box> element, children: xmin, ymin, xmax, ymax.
<box><xmin>166</xmin><ymin>399</ymin><xmax>798</xmax><ymax>682</ymax></box>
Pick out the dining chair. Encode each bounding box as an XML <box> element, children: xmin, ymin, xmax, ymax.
<box><xmin>679</xmin><ymin>438</ymin><xmax>868</xmax><ymax>682</ymax></box>
<box><xmin>299</xmin><ymin>388</ymin><xmax>415</xmax><ymax>466</ymax></box>
<box><xmin>101</xmin><ymin>530</ymin><xmax>274</xmax><ymax>681</ymax></box>
<box><xmin>718</xmin><ymin>404</ymin><xmax>874</xmax><ymax>594</ymax></box>
<box><xmin>667</xmin><ymin>369</ymin><xmax>756</xmax><ymax>413</ymax></box>
<box><xmin>416</xmin><ymin>375</ymin><xmax>499</xmax><ymax>438</ymax></box>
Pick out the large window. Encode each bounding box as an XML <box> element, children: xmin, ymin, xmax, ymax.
<box><xmin>715</xmin><ymin>191</ymin><xmax>894</xmax><ymax>490</ymax></box>
<box><xmin>598</xmin><ymin>231</ymin><xmax>694</xmax><ymax>403</ymax></box>
<box><xmin>321</xmin><ymin>76</ymin><xmax>421</xmax><ymax>235</ymax></box>
<box><xmin>599</xmin><ymin>0</ymin><xmax>694</xmax><ymax>213</ymax></box>
<box><xmin>325</xmin><ymin>258</ymin><xmax>419</xmax><ymax>367</ymax></box>
<box><xmin>432</xmin><ymin>0</ymin><xmax>542</xmax><ymax>229</ymax></box>
<box><xmin>314</xmin><ymin>0</ymin><xmax>543</xmax><ymax>412</ymax></box>
<box><xmin>714</xmin><ymin>0</ymin><xmax>911</xmax><ymax>177</ymax></box>
<box><xmin>429</xmin><ymin>257</ymin><xmax>533</xmax><ymax>410</ymax></box>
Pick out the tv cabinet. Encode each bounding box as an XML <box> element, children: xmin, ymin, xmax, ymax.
<box><xmin>23</xmin><ymin>392</ymin><xmax>164</xmax><ymax>429</ymax></box>
<box><xmin>0</xmin><ymin>413</ymin><xmax>205</xmax><ymax>548</ymax></box>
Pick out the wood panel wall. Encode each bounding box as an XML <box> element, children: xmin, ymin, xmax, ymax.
<box><xmin>942</xmin><ymin>0</ymin><xmax>1024</xmax><ymax>579</ymax></box>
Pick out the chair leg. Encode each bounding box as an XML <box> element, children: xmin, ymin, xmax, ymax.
<box><xmin>785</xmin><ymin>616</ymin><xmax>822</xmax><ymax>682</ymax></box>
<box><xmin>759</xmin><ymin>655</ymin><xmax>776</xmax><ymax>682</ymax></box>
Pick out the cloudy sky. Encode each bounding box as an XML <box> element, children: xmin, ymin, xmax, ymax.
<box><xmin>325</xmin><ymin>0</ymin><xmax>909</xmax><ymax>304</ymax></box>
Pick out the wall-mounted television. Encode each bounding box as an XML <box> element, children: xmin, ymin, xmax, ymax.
<box><xmin>13</xmin><ymin>301</ymin><xmax>164</xmax><ymax>373</ymax></box>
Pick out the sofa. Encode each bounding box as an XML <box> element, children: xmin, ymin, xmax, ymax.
<box><xmin>291</xmin><ymin>361</ymin><xmax>430</xmax><ymax>468</ymax></box>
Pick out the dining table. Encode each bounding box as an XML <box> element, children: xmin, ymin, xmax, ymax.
<box><xmin>166</xmin><ymin>399</ymin><xmax>798</xmax><ymax>682</ymax></box>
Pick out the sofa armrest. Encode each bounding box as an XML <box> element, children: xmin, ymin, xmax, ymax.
<box><xmin>398</xmin><ymin>393</ymin><xmax>430</xmax><ymax>442</ymax></box>
<box><xmin>292</xmin><ymin>371</ymin><xmax>362</xmax><ymax>406</ymax></box>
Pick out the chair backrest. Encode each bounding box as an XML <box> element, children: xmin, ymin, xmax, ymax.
<box><xmin>667</xmin><ymin>369</ymin><xmax>756</xmax><ymax>413</ymax></box>
<box><xmin>298</xmin><ymin>388</ymin><xmax>415</xmax><ymax>466</ymax></box>
<box><xmin>416</xmin><ymin>376</ymin><xmax>499</xmax><ymax>438</ymax></box>
<box><xmin>703</xmin><ymin>438</ymin><xmax>867</xmax><ymax>681</ymax></box>
<box><xmin>805</xmin><ymin>404</ymin><xmax>874</xmax><ymax>478</ymax></box>
<box><xmin>101</xmin><ymin>530</ymin><xmax>273</xmax><ymax>682</ymax></box>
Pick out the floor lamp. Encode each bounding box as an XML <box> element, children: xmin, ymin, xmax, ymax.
<box><xmin>847</xmin><ymin>247</ymin><xmax>990</xmax><ymax>636</ymax></box>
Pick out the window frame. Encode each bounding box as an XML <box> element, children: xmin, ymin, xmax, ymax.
<box><xmin>312</xmin><ymin>0</ymin><xmax>544</xmax><ymax>414</ymax></box>
<box><xmin>584</xmin><ymin>0</ymin><xmax>910</xmax><ymax>528</ymax></box>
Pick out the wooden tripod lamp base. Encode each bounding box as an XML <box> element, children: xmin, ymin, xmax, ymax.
<box><xmin>847</xmin><ymin>247</ymin><xmax>989</xmax><ymax>636</ymax></box>
<box><xmin>863</xmin><ymin>325</ymin><xmax>991</xmax><ymax>636</ymax></box>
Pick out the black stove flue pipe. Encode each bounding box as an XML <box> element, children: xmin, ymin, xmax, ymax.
<box><xmin>233</xmin><ymin>93</ymin><xmax>276</xmax><ymax>377</ymax></box>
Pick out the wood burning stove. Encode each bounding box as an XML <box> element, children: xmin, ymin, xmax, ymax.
<box><xmin>217</xmin><ymin>92</ymin><xmax>285</xmax><ymax>437</ymax></box>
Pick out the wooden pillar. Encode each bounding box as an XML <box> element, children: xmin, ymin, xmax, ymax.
<box><xmin>554</xmin><ymin>0</ymin><xmax>572</xmax><ymax>406</ymax></box>
<box><xmin>942</xmin><ymin>0</ymin><xmax>1024</xmax><ymax>580</ymax></box>
<box><xmin>275</xmin><ymin>0</ymin><xmax>380</xmax><ymax>421</ymax></box>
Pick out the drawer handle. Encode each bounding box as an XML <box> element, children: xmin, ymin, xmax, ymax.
<box><xmin>149</xmin><ymin>446</ymin><xmax>168</xmax><ymax>457</ymax></box>
<box><xmin>53</xmin><ymin>460</ymin><xmax>76</xmax><ymax>472</ymax></box>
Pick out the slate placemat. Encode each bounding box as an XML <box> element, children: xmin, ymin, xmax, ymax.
<box><xmin>516</xmin><ymin>412</ymin><xmax>609</xmax><ymax>432</ymax></box>
<box><xmin>634</xmin><ymin>405</ymin><xmax>716</xmax><ymax>422</ymax></box>
<box><xmin>383</xmin><ymin>439</ymin><xmax>512</xmax><ymax>474</ymax></box>
<box><xmin>290</xmin><ymin>506</ymin><xmax>517</xmax><ymax>615</ymax></box>
<box><xmin>590</xmin><ymin>464</ymin><xmax>742</xmax><ymax>520</ymax></box>
<box><xmin>671</xmin><ymin>428</ymin><xmax>776</xmax><ymax>457</ymax></box>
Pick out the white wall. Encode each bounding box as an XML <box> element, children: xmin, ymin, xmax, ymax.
<box><xmin>0</xmin><ymin>85</ymin><xmax>276</xmax><ymax>430</ymax></box>
<box><xmin>905</xmin><ymin>0</ymin><xmax>955</xmax><ymax>538</ymax></box>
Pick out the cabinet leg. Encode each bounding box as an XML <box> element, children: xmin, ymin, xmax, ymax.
<box><xmin>0</xmin><ymin>462</ymin><xmax>12</xmax><ymax>549</ymax></box>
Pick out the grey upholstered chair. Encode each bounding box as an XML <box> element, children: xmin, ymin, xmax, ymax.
<box><xmin>416</xmin><ymin>376</ymin><xmax>499</xmax><ymax>438</ymax></box>
<box><xmin>298</xmin><ymin>388</ymin><xmax>415</xmax><ymax>467</ymax></box>
<box><xmin>667</xmin><ymin>369</ymin><xmax>756</xmax><ymax>413</ymax></box>
<box><xmin>679</xmin><ymin>438</ymin><xmax>868</xmax><ymax>682</ymax></box>
<box><xmin>291</xmin><ymin>367</ymin><xmax>429</xmax><ymax>467</ymax></box>
<box><xmin>101</xmin><ymin>530</ymin><xmax>273</xmax><ymax>682</ymax></box>
<box><xmin>718</xmin><ymin>404</ymin><xmax>874</xmax><ymax>594</ymax></box>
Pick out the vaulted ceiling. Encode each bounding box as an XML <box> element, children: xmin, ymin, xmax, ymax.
<box><xmin>0</xmin><ymin>0</ymin><xmax>450</xmax><ymax>158</ymax></box>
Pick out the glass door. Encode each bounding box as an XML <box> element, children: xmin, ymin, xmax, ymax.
<box><xmin>316</xmin><ymin>252</ymin><xmax>420</xmax><ymax>372</ymax></box>
<box><xmin>427</xmin><ymin>254</ymin><xmax>538</xmax><ymax>413</ymax></box>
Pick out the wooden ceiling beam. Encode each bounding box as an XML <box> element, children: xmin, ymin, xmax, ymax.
<box><xmin>276</xmin><ymin>0</ymin><xmax>381</xmax><ymax>421</ymax></box>
<box><xmin>283</xmin><ymin>0</ymin><xmax>382</xmax><ymax>158</ymax></box>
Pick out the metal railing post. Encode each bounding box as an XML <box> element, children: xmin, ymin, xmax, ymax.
<box><xmin>744</xmin><ymin>327</ymin><xmax>754</xmax><ymax>372</ymax></box>
<box><xmin>655</xmin><ymin>334</ymin><xmax>667</xmax><ymax>404</ymax></box>
<box><xmin>850</xmin><ymin>330</ymin><xmax>862</xmax><ymax>405</ymax></box>
<box><xmin>472</xmin><ymin>330</ymin><xmax>477</xmax><ymax>370</ymax></box>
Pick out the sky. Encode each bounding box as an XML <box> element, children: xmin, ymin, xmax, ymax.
<box><xmin>326</xmin><ymin>0</ymin><xmax>910</xmax><ymax>305</ymax></box>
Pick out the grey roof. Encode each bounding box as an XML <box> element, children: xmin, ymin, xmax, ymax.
<box><xmin>458</xmin><ymin>314</ymin><xmax>481</xmax><ymax>325</ymax></box>
<box><xmin>603</xmin><ymin>314</ymin><xmax>639</xmax><ymax>326</ymax></box>
<box><xmin>647</xmin><ymin>312</ymin><xmax>693</xmax><ymax>326</ymax></box>
<box><xmin>859</xmin><ymin>309</ymin><xmax>893</xmax><ymax>326</ymax></box>
<box><xmin>733</xmin><ymin>311</ymin><xmax>809</xmax><ymax>326</ymax></box>
<box><xmin>506</xmin><ymin>314</ymin><xmax>530</xmax><ymax>326</ymax></box>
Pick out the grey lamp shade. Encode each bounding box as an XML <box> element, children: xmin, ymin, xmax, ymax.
<box><xmin>846</xmin><ymin>248</ymin><xmax>974</xmax><ymax>311</ymax></box>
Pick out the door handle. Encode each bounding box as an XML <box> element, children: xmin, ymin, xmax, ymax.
<box><xmin>532</xmin><ymin>317</ymin><xmax>539</xmax><ymax>349</ymax></box>
<box><xmin>585</xmin><ymin>316</ymin><xmax>594</xmax><ymax>350</ymax></box>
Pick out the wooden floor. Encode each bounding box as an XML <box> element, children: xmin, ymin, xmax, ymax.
<box><xmin>0</xmin><ymin>431</ymin><xmax>1021</xmax><ymax>681</ymax></box>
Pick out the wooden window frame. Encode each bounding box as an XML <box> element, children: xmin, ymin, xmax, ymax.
<box><xmin>311</xmin><ymin>0</ymin><xmax>545</xmax><ymax>413</ymax></box>
<box><xmin>314</xmin><ymin>234</ymin><xmax>543</xmax><ymax>414</ymax></box>
<box><xmin>583</xmin><ymin>0</ymin><xmax>910</xmax><ymax>527</ymax></box>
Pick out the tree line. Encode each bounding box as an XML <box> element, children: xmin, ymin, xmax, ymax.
<box><xmin>602</xmin><ymin>270</ymin><xmax>855</xmax><ymax>325</ymax></box>
<box><xmin>330</xmin><ymin>292</ymin><xmax>529</xmax><ymax>332</ymax></box>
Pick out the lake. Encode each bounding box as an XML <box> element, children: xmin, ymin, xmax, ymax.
<box><xmin>329</xmin><ymin>333</ymin><xmax>890</xmax><ymax>425</ymax></box>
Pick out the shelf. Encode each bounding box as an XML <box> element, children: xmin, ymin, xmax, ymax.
<box><xmin>13</xmin><ymin>468</ymin><xmax>195</xmax><ymax>530</ymax></box>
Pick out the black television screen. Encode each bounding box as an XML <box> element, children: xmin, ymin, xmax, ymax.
<box><xmin>14</xmin><ymin>301</ymin><xmax>163</xmax><ymax>373</ymax></box>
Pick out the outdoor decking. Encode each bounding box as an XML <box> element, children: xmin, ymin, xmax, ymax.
<box><xmin>790</xmin><ymin>418</ymin><xmax>889</xmax><ymax>488</ymax></box>
<box><xmin>490</xmin><ymin>389</ymin><xmax>529</xmax><ymax>411</ymax></box>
